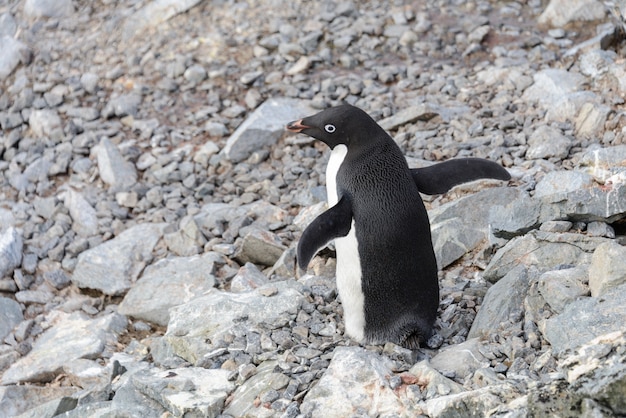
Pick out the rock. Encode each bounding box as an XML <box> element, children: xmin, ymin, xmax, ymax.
<box><xmin>164</xmin><ymin>281</ymin><xmax>305</xmax><ymax>364</ymax></box>
<box><xmin>534</xmin><ymin>170</ymin><xmax>595</xmax><ymax>198</ymax></box>
<box><xmin>579</xmin><ymin>145</ymin><xmax>626</xmax><ymax>183</ymax></box>
<box><xmin>0</xmin><ymin>226</ymin><xmax>22</xmax><ymax>278</ymax></box>
<box><xmin>0</xmin><ymin>13</ymin><xmax>17</xmax><ymax>37</ymax></box>
<box><xmin>539</xmin><ymin>180</ymin><xmax>626</xmax><ymax>223</ymax></box>
<box><xmin>222</xmin><ymin>98</ymin><xmax>315</xmax><ymax>163</ymax></box>
<box><xmin>118</xmin><ymin>252</ymin><xmax>220</xmax><ymax>326</ymax></box>
<box><xmin>28</xmin><ymin>109</ymin><xmax>62</xmax><ymax>137</ymax></box>
<box><xmin>425</xmin><ymin>385</ymin><xmax>514</xmax><ymax>418</ymax></box>
<box><xmin>13</xmin><ymin>396</ymin><xmax>77</xmax><ymax>418</ymax></box>
<box><xmin>526</xmin><ymin>125</ymin><xmax>572</xmax><ymax>160</ymax></box>
<box><xmin>193</xmin><ymin>141</ymin><xmax>220</xmax><ymax>166</ymax></box>
<box><xmin>0</xmin><ymin>386</ymin><xmax>78</xmax><ymax>417</ymax></box>
<box><xmin>230</xmin><ymin>262</ymin><xmax>269</xmax><ymax>292</ymax></box>
<box><xmin>71</xmin><ymin>223</ymin><xmax>166</xmax><ymax>295</ymax></box>
<box><xmin>429</xmin><ymin>187</ymin><xmax>522</xmax><ymax>268</ymax></box>
<box><xmin>484</xmin><ymin>231</ymin><xmax>598</xmax><ymax>283</ymax></box>
<box><xmin>408</xmin><ymin>360</ymin><xmax>466</xmax><ymax>397</ymax></box>
<box><xmin>586</xmin><ymin>221</ymin><xmax>615</xmax><ymax>237</ymax></box>
<box><xmin>24</xmin><ymin>0</ymin><xmax>74</xmax><ymax>18</ymax></box>
<box><xmin>163</xmin><ymin>215</ymin><xmax>206</xmax><ymax>256</ymax></box>
<box><xmin>430</xmin><ymin>338</ymin><xmax>490</xmax><ymax>378</ymax></box>
<box><xmin>575</xmin><ymin>102</ymin><xmax>612</xmax><ymax>139</ymax></box>
<box><xmin>378</xmin><ymin>103</ymin><xmax>439</xmax><ymax>130</ymax></box>
<box><xmin>103</xmin><ymin>94</ymin><xmax>142</xmax><ymax>118</ymax></box>
<box><xmin>61</xmin><ymin>188</ymin><xmax>98</xmax><ymax>237</ymax></box>
<box><xmin>234</xmin><ymin>229</ymin><xmax>287</xmax><ymax>267</ymax></box>
<box><xmin>222</xmin><ymin>360</ymin><xmax>290</xmax><ymax>417</ymax></box>
<box><xmin>0</xmin><ymin>296</ymin><xmax>23</xmax><ymax>340</ymax></box>
<box><xmin>120</xmin><ymin>366</ymin><xmax>235</xmax><ymax>417</ymax></box>
<box><xmin>92</xmin><ymin>137</ymin><xmax>138</xmax><ymax>190</ymax></box>
<box><xmin>122</xmin><ymin>0</ymin><xmax>205</xmax><ymax>39</ymax></box>
<box><xmin>1</xmin><ymin>311</ymin><xmax>127</xmax><ymax>384</ymax></box>
<box><xmin>522</xmin><ymin>69</ymin><xmax>586</xmax><ymax>108</ymax></box>
<box><xmin>183</xmin><ymin>64</ymin><xmax>207</xmax><ymax>83</ymax></box>
<box><xmin>543</xmin><ymin>283</ymin><xmax>626</xmax><ymax>354</ymax></box>
<box><xmin>537</xmin><ymin>266</ymin><xmax>589</xmax><ymax>313</ymax></box>
<box><xmin>538</xmin><ymin>0</ymin><xmax>606</xmax><ymax>27</ymax></box>
<box><xmin>80</xmin><ymin>72</ymin><xmax>99</xmax><ymax>94</ymax></box>
<box><xmin>588</xmin><ymin>241</ymin><xmax>626</xmax><ymax>297</ymax></box>
<box><xmin>0</xmin><ymin>36</ymin><xmax>30</xmax><ymax>80</ymax></box>
<box><xmin>489</xmin><ymin>191</ymin><xmax>542</xmax><ymax>239</ymax></box>
<box><xmin>527</xmin><ymin>331</ymin><xmax>626</xmax><ymax>416</ymax></box>
<box><xmin>301</xmin><ymin>347</ymin><xmax>420</xmax><ymax>417</ymax></box>
<box><xmin>469</xmin><ymin>266</ymin><xmax>534</xmax><ymax>338</ymax></box>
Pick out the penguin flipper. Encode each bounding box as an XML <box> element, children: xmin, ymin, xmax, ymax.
<box><xmin>411</xmin><ymin>158</ymin><xmax>511</xmax><ymax>195</ymax></box>
<box><xmin>297</xmin><ymin>196</ymin><xmax>353</xmax><ymax>270</ymax></box>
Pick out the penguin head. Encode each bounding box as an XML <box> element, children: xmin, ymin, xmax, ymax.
<box><xmin>286</xmin><ymin>104</ymin><xmax>385</xmax><ymax>150</ymax></box>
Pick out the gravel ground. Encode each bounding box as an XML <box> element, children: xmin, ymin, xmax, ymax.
<box><xmin>1</xmin><ymin>0</ymin><xmax>626</xmax><ymax>416</ymax></box>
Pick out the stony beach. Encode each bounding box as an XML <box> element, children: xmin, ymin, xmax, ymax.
<box><xmin>1</xmin><ymin>0</ymin><xmax>626</xmax><ymax>416</ymax></box>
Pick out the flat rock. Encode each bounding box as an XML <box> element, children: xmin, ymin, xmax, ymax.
<box><xmin>430</xmin><ymin>338</ymin><xmax>490</xmax><ymax>378</ymax></box>
<box><xmin>526</xmin><ymin>125</ymin><xmax>572</xmax><ymax>160</ymax></box>
<box><xmin>230</xmin><ymin>262</ymin><xmax>269</xmax><ymax>292</ymax></box>
<box><xmin>588</xmin><ymin>241</ymin><xmax>626</xmax><ymax>297</ymax></box>
<box><xmin>122</xmin><ymin>0</ymin><xmax>205</xmax><ymax>39</ymax></box>
<box><xmin>0</xmin><ymin>13</ymin><xmax>17</xmax><ymax>37</ymax></box>
<box><xmin>538</xmin><ymin>0</ymin><xmax>606</xmax><ymax>27</ymax></box>
<box><xmin>579</xmin><ymin>145</ymin><xmax>626</xmax><ymax>183</ymax></box>
<box><xmin>123</xmin><ymin>366</ymin><xmax>234</xmax><ymax>417</ymax></box>
<box><xmin>489</xmin><ymin>191</ymin><xmax>542</xmax><ymax>239</ymax></box>
<box><xmin>0</xmin><ymin>226</ymin><xmax>22</xmax><ymax>278</ymax></box>
<box><xmin>429</xmin><ymin>187</ymin><xmax>523</xmax><ymax>268</ymax></box>
<box><xmin>0</xmin><ymin>36</ymin><xmax>30</xmax><ymax>80</ymax></box>
<box><xmin>425</xmin><ymin>385</ymin><xmax>513</xmax><ymax>418</ymax></box>
<box><xmin>575</xmin><ymin>102</ymin><xmax>612</xmax><ymax>139</ymax></box>
<box><xmin>234</xmin><ymin>229</ymin><xmax>287</xmax><ymax>267</ymax></box>
<box><xmin>61</xmin><ymin>188</ymin><xmax>98</xmax><ymax>237</ymax></box>
<box><xmin>484</xmin><ymin>231</ymin><xmax>597</xmax><ymax>283</ymax></box>
<box><xmin>92</xmin><ymin>137</ymin><xmax>138</xmax><ymax>191</ymax></box>
<box><xmin>469</xmin><ymin>266</ymin><xmax>535</xmax><ymax>339</ymax></box>
<box><xmin>71</xmin><ymin>223</ymin><xmax>166</xmax><ymax>295</ymax></box>
<box><xmin>0</xmin><ymin>296</ymin><xmax>23</xmax><ymax>340</ymax></box>
<box><xmin>534</xmin><ymin>170</ymin><xmax>595</xmax><ymax>198</ymax></box>
<box><xmin>0</xmin><ymin>386</ymin><xmax>78</xmax><ymax>417</ymax></box>
<box><xmin>223</xmin><ymin>360</ymin><xmax>290</xmax><ymax>418</ymax></box>
<box><xmin>164</xmin><ymin>281</ymin><xmax>305</xmax><ymax>364</ymax></box>
<box><xmin>378</xmin><ymin>103</ymin><xmax>439</xmax><ymax>130</ymax></box>
<box><xmin>1</xmin><ymin>311</ymin><xmax>127</xmax><ymax>385</ymax></box>
<box><xmin>102</xmin><ymin>93</ymin><xmax>142</xmax><ymax>118</ymax></box>
<box><xmin>522</xmin><ymin>69</ymin><xmax>586</xmax><ymax>108</ymax></box>
<box><xmin>301</xmin><ymin>346</ymin><xmax>420</xmax><ymax>417</ymax></box>
<box><xmin>408</xmin><ymin>360</ymin><xmax>466</xmax><ymax>398</ymax></box>
<box><xmin>543</xmin><ymin>283</ymin><xmax>626</xmax><ymax>354</ymax></box>
<box><xmin>24</xmin><ymin>0</ymin><xmax>74</xmax><ymax>18</ymax></box>
<box><xmin>28</xmin><ymin>109</ymin><xmax>62</xmax><ymax>137</ymax></box>
<box><xmin>537</xmin><ymin>266</ymin><xmax>589</xmax><ymax>313</ymax></box>
<box><xmin>223</xmin><ymin>98</ymin><xmax>315</xmax><ymax>163</ymax></box>
<box><xmin>118</xmin><ymin>252</ymin><xmax>222</xmax><ymax>326</ymax></box>
<box><xmin>539</xmin><ymin>180</ymin><xmax>626</xmax><ymax>223</ymax></box>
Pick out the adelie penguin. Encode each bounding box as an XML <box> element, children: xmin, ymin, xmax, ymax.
<box><xmin>286</xmin><ymin>104</ymin><xmax>510</xmax><ymax>349</ymax></box>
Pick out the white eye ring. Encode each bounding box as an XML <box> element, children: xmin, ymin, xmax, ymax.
<box><xmin>324</xmin><ymin>124</ymin><xmax>336</xmax><ymax>133</ymax></box>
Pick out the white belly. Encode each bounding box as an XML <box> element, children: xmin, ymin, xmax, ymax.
<box><xmin>326</xmin><ymin>145</ymin><xmax>366</xmax><ymax>342</ymax></box>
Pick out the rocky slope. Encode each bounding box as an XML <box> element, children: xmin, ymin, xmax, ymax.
<box><xmin>1</xmin><ymin>0</ymin><xmax>626</xmax><ymax>416</ymax></box>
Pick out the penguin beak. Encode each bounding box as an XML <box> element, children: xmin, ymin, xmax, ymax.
<box><xmin>286</xmin><ymin>119</ymin><xmax>311</xmax><ymax>133</ymax></box>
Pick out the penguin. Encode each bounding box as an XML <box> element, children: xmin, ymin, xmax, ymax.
<box><xmin>286</xmin><ymin>104</ymin><xmax>510</xmax><ymax>348</ymax></box>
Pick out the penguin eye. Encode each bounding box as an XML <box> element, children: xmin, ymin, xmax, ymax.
<box><xmin>324</xmin><ymin>124</ymin><xmax>336</xmax><ymax>133</ymax></box>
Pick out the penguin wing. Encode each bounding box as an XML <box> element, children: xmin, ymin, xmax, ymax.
<box><xmin>297</xmin><ymin>196</ymin><xmax>353</xmax><ymax>270</ymax></box>
<box><xmin>411</xmin><ymin>157</ymin><xmax>511</xmax><ymax>195</ymax></box>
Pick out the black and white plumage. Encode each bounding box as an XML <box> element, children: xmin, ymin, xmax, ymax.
<box><xmin>287</xmin><ymin>104</ymin><xmax>510</xmax><ymax>348</ymax></box>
